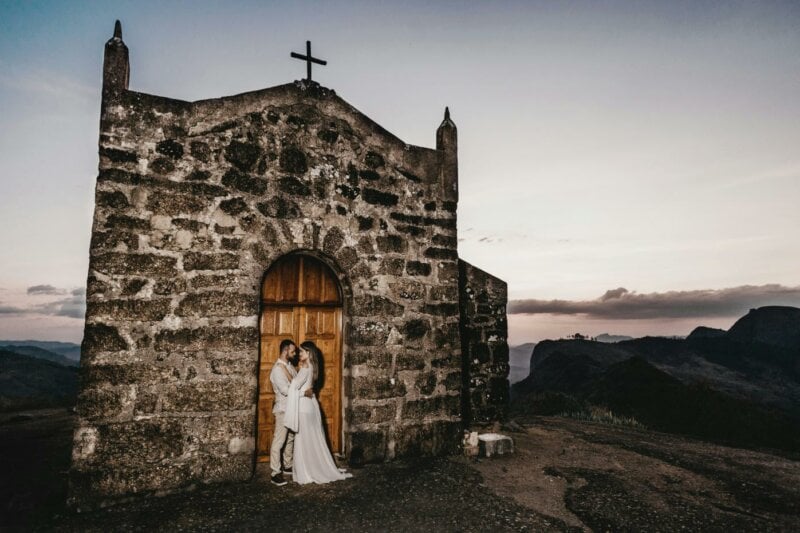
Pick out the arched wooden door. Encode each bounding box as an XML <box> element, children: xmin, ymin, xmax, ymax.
<box><xmin>257</xmin><ymin>255</ymin><xmax>343</xmax><ymax>463</ymax></box>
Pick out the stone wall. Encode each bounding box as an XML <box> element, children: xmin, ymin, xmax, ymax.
<box><xmin>458</xmin><ymin>260</ymin><xmax>510</xmax><ymax>425</ymax></box>
<box><xmin>70</xmin><ymin>29</ymin><xmax>464</xmax><ymax>508</ymax></box>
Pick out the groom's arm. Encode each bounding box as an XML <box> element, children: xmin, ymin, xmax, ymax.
<box><xmin>269</xmin><ymin>366</ymin><xmax>290</xmax><ymax>396</ymax></box>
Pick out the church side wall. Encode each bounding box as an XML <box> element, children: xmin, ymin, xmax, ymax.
<box><xmin>458</xmin><ymin>260</ymin><xmax>510</xmax><ymax>425</ymax></box>
<box><xmin>70</xmin><ymin>84</ymin><xmax>462</xmax><ymax>508</ymax></box>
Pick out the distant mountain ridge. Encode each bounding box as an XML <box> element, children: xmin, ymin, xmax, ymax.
<box><xmin>512</xmin><ymin>306</ymin><xmax>800</xmax><ymax>452</ymax></box>
<box><xmin>727</xmin><ymin>306</ymin><xmax>800</xmax><ymax>349</ymax></box>
<box><xmin>0</xmin><ymin>345</ymin><xmax>78</xmax><ymax>367</ymax></box>
<box><xmin>0</xmin><ymin>349</ymin><xmax>78</xmax><ymax>411</ymax></box>
<box><xmin>595</xmin><ymin>333</ymin><xmax>633</xmax><ymax>343</ymax></box>
<box><xmin>0</xmin><ymin>340</ymin><xmax>80</xmax><ymax>363</ymax></box>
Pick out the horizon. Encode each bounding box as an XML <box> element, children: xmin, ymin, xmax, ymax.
<box><xmin>2</xmin><ymin>1</ymin><xmax>800</xmax><ymax>344</ymax></box>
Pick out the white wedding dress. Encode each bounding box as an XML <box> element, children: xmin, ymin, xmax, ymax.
<box><xmin>284</xmin><ymin>365</ymin><xmax>352</xmax><ymax>484</ymax></box>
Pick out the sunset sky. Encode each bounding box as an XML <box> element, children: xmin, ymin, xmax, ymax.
<box><xmin>1</xmin><ymin>1</ymin><xmax>799</xmax><ymax>344</ymax></box>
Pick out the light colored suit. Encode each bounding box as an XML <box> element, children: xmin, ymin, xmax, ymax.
<box><xmin>269</xmin><ymin>358</ymin><xmax>297</xmax><ymax>475</ymax></box>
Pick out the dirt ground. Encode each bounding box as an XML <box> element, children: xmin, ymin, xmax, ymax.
<box><xmin>1</xmin><ymin>410</ymin><xmax>799</xmax><ymax>531</ymax></box>
<box><xmin>474</xmin><ymin>417</ymin><xmax>800</xmax><ymax>531</ymax></box>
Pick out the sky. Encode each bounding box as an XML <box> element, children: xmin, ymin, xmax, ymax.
<box><xmin>1</xmin><ymin>0</ymin><xmax>799</xmax><ymax>344</ymax></box>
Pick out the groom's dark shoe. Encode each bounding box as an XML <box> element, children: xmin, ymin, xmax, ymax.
<box><xmin>270</xmin><ymin>473</ymin><xmax>287</xmax><ymax>486</ymax></box>
<box><xmin>283</xmin><ymin>466</ymin><xmax>293</xmax><ymax>474</ymax></box>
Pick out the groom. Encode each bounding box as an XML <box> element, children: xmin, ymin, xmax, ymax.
<box><xmin>269</xmin><ymin>339</ymin><xmax>312</xmax><ymax>486</ymax></box>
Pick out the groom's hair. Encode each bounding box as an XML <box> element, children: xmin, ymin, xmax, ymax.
<box><xmin>279</xmin><ymin>339</ymin><xmax>295</xmax><ymax>353</ymax></box>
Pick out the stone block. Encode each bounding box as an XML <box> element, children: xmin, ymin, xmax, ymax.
<box><xmin>394</xmin><ymin>421</ymin><xmax>460</xmax><ymax>458</ymax></box>
<box><xmin>218</xmin><ymin>198</ymin><xmax>249</xmax><ymax>216</ymax></box>
<box><xmin>83</xmin><ymin>323</ymin><xmax>129</xmax><ymax>353</ymax></box>
<box><xmin>156</xmin><ymin>139</ymin><xmax>184</xmax><ymax>159</ymax></box>
<box><xmin>362</xmin><ymin>188</ymin><xmax>398</xmax><ymax>206</ymax></box>
<box><xmin>279</xmin><ymin>146</ymin><xmax>308</xmax><ymax>174</ymax></box>
<box><xmin>100</xmin><ymin>146</ymin><xmax>137</xmax><ymax>163</ymax></box>
<box><xmin>278</xmin><ymin>176</ymin><xmax>311</xmax><ymax>196</ymax></box>
<box><xmin>351</xmin><ymin>375</ymin><xmax>406</xmax><ymax>400</ymax></box>
<box><xmin>96</xmin><ymin>190</ymin><xmax>129</xmax><ymax>209</ymax></box>
<box><xmin>391</xmin><ymin>279</ymin><xmax>425</xmax><ymax>300</ymax></box>
<box><xmin>402</xmin><ymin>318</ymin><xmax>430</xmax><ymax>340</ymax></box>
<box><xmin>379</xmin><ymin>257</ymin><xmax>404</xmax><ymax>275</ymax></box>
<box><xmin>160</xmin><ymin>380</ymin><xmax>252</xmax><ymax>412</ymax></box>
<box><xmin>175</xmin><ymin>291</ymin><xmax>257</xmax><ymax>317</ymax></box>
<box><xmin>150</xmin><ymin>157</ymin><xmax>175</xmax><ymax>174</ymax></box>
<box><xmin>348</xmin><ymin>430</ymin><xmax>386</xmax><ymax>465</ymax></box>
<box><xmin>93</xmin><ymin>253</ymin><xmax>177</xmax><ymax>277</ymax></box>
<box><xmin>364</xmin><ymin>151</ymin><xmax>385</xmax><ymax>168</ymax></box>
<box><xmin>221</xmin><ymin>168</ymin><xmax>268</xmax><ymax>195</ymax></box>
<box><xmin>432</xmin><ymin>234</ymin><xmax>457</xmax><ymax>247</ymax></box>
<box><xmin>190</xmin><ymin>141</ymin><xmax>211</xmax><ymax>162</ymax></box>
<box><xmin>424</xmin><ymin>247</ymin><xmax>458</xmax><ymax>261</ymax></box>
<box><xmin>403</xmin><ymin>394</ymin><xmax>460</xmax><ymax>420</ymax></box>
<box><xmin>478</xmin><ymin>433</ymin><xmax>514</xmax><ymax>458</ymax></box>
<box><xmin>87</xmin><ymin>299</ymin><xmax>171</xmax><ymax>321</ymax></box>
<box><xmin>395</xmin><ymin>350</ymin><xmax>425</xmax><ymax>371</ymax></box>
<box><xmin>76</xmin><ymin>385</ymin><xmax>134</xmax><ymax>421</ymax></box>
<box><xmin>225</xmin><ymin>140</ymin><xmax>261</xmax><ymax>172</ymax></box>
<box><xmin>183</xmin><ymin>252</ymin><xmax>239</xmax><ymax>271</ymax></box>
<box><xmin>406</xmin><ymin>260</ymin><xmax>432</xmax><ymax>276</ymax></box>
<box><xmin>322</xmin><ymin>226</ymin><xmax>345</xmax><ymax>254</ymax></box>
<box><xmin>256</xmin><ymin>196</ymin><xmax>302</xmax><ymax>218</ymax></box>
<box><xmin>348</xmin><ymin>321</ymin><xmax>391</xmax><ymax>346</ymax></box>
<box><xmin>354</xmin><ymin>294</ymin><xmax>404</xmax><ymax>317</ymax></box>
<box><xmin>154</xmin><ymin>326</ymin><xmax>257</xmax><ymax>352</ymax></box>
<box><xmin>106</xmin><ymin>214</ymin><xmax>150</xmax><ymax>231</ymax></box>
<box><xmin>357</xmin><ymin>216</ymin><xmax>374</xmax><ymax>230</ymax></box>
<box><xmin>350</xmin><ymin>403</ymin><xmax>396</xmax><ymax>425</ymax></box>
<box><xmin>94</xmin><ymin>419</ymin><xmax>185</xmax><ymax>463</ymax></box>
<box><xmin>376</xmin><ymin>234</ymin><xmax>407</xmax><ymax>253</ymax></box>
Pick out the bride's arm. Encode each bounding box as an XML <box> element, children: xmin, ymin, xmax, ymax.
<box><xmin>294</xmin><ymin>366</ymin><xmax>315</xmax><ymax>397</ymax></box>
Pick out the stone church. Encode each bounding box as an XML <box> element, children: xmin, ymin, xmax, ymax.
<box><xmin>70</xmin><ymin>22</ymin><xmax>509</xmax><ymax>508</ymax></box>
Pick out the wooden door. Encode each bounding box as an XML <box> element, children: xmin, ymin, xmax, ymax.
<box><xmin>257</xmin><ymin>256</ymin><xmax>343</xmax><ymax>463</ymax></box>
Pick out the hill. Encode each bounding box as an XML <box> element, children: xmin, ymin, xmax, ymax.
<box><xmin>727</xmin><ymin>306</ymin><xmax>800</xmax><ymax>349</ymax></box>
<box><xmin>595</xmin><ymin>333</ymin><xmax>633</xmax><ymax>343</ymax></box>
<box><xmin>512</xmin><ymin>306</ymin><xmax>800</xmax><ymax>452</ymax></box>
<box><xmin>0</xmin><ymin>349</ymin><xmax>78</xmax><ymax>411</ymax></box>
<box><xmin>0</xmin><ymin>344</ymin><xmax>78</xmax><ymax>367</ymax></box>
<box><xmin>0</xmin><ymin>340</ymin><xmax>80</xmax><ymax>363</ymax></box>
<box><xmin>509</xmin><ymin>343</ymin><xmax>536</xmax><ymax>384</ymax></box>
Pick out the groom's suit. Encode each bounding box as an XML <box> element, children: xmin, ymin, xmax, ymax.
<box><xmin>269</xmin><ymin>358</ymin><xmax>297</xmax><ymax>476</ymax></box>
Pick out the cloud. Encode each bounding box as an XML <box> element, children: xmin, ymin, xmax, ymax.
<box><xmin>27</xmin><ymin>284</ymin><xmax>67</xmax><ymax>295</ymax></box>
<box><xmin>37</xmin><ymin>291</ymin><xmax>86</xmax><ymax>319</ymax></box>
<box><xmin>0</xmin><ymin>285</ymin><xmax>86</xmax><ymax>319</ymax></box>
<box><xmin>0</xmin><ymin>304</ymin><xmax>30</xmax><ymax>314</ymax></box>
<box><xmin>508</xmin><ymin>284</ymin><xmax>800</xmax><ymax>319</ymax></box>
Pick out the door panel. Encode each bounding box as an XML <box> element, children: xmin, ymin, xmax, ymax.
<box><xmin>256</xmin><ymin>306</ymin><xmax>297</xmax><ymax>461</ymax></box>
<box><xmin>257</xmin><ymin>256</ymin><xmax>343</xmax><ymax>463</ymax></box>
<box><xmin>298</xmin><ymin>306</ymin><xmax>342</xmax><ymax>453</ymax></box>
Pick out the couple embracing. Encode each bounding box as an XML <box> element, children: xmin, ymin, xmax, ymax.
<box><xmin>269</xmin><ymin>339</ymin><xmax>352</xmax><ymax>486</ymax></box>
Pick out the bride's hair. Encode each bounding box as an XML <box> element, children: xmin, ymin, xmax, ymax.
<box><xmin>300</xmin><ymin>341</ymin><xmax>321</xmax><ymax>388</ymax></box>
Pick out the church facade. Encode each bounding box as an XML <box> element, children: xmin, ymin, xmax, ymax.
<box><xmin>70</xmin><ymin>22</ymin><xmax>509</xmax><ymax>508</ymax></box>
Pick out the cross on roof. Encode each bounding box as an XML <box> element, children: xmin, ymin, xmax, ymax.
<box><xmin>290</xmin><ymin>41</ymin><xmax>327</xmax><ymax>82</ymax></box>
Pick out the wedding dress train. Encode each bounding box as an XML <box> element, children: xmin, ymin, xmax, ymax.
<box><xmin>284</xmin><ymin>366</ymin><xmax>352</xmax><ymax>484</ymax></box>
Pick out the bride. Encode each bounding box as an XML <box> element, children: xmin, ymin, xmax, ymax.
<box><xmin>284</xmin><ymin>341</ymin><xmax>352</xmax><ymax>484</ymax></box>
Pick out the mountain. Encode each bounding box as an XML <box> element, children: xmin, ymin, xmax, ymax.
<box><xmin>0</xmin><ymin>340</ymin><xmax>80</xmax><ymax>363</ymax></box>
<box><xmin>509</xmin><ymin>343</ymin><xmax>536</xmax><ymax>384</ymax></box>
<box><xmin>726</xmin><ymin>306</ymin><xmax>800</xmax><ymax>350</ymax></box>
<box><xmin>687</xmin><ymin>326</ymin><xmax>727</xmax><ymax>339</ymax></box>
<box><xmin>512</xmin><ymin>306</ymin><xmax>800</xmax><ymax>452</ymax></box>
<box><xmin>594</xmin><ymin>333</ymin><xmax>633</xmax><ymax>343</ymax></box>
<box><xmin>0</xmin><ymin>345</ymin><xmax>78</xmax><ymax>367</ymax></box>
<box><xmin>0</xmin><ymin>349</ymin><xmax>79</xmax><ymax>411</ymax></box>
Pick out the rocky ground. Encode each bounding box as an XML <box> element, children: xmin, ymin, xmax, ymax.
<box><xmin>1</xmin><ymin>410</ymin><xmax>798</xmax><ymax>531</ymax></box>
